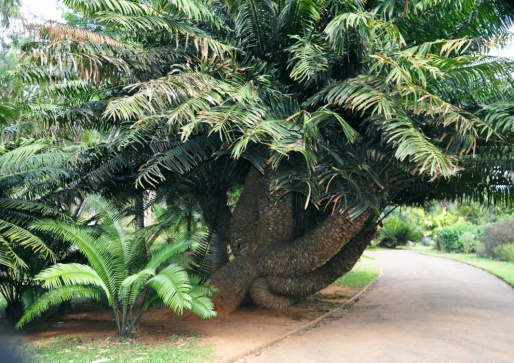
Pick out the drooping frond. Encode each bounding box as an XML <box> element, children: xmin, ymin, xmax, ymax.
<box><xmin>29</xmin><ymin>220</ymin><xmax>124</xmax><ymax>301</ymax></box>
<box><xmin>187</xmin><ymin>275</ymin><xmax>216</xmax><ymax>318</ymax></box>
<box><xmin>146</xmin><ymin>264</ymin><xmax>193</xmax><ymax>315</ymax></box>
<box><xmin>145</xmin><ymin>235</ymin><xmax>192</xmax><ymax>270</ymax></box>
<box><xmin>36</xmin><ymin>263</ymin><xmax>109</xmax><ymax>296</ymax></box>
<box><xmin>16</xmin><ymin>285</ymin><xmax>103</xmax><ymax>329</ymax></box>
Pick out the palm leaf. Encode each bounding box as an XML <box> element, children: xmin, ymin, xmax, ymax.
<box><xmin>16</xmin><ymin>285</ymin><xmax>103</xmax><ymax>329</ymax></box>
<box><xmin>146</xmin><ymin>264</ymin><xmax>193</xmax><ymax>315</ymax></box>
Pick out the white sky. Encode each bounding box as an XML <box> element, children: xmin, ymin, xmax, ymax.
<box><xmin>22</xmin><ymin>0</ymin><xmax>63</xmax><ymax>22</ymax></box>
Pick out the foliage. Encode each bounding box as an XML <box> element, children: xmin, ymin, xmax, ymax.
<box><xmin>4</xmin><ymin>0</ymin><xmax>513</xmax><ymax>220</ymax></box>
<box><xmin>434</xmin><ymin>223</ymin><xmax>482</xmax><ymax>253</ymax></box>
<box><xmin>1</xmin><ymin>0</ymin><xmax>514</xmax><ymax>316</ymax></box>
<box><xmin>479</xmin><ymin>219</ymin><xmax>514</xmax><ymax>258</ymax></box>
<box><xmin>0</xmin><ymin>141</ymin><xmax>74</xmax><ymax>323</ymax></box>
<box><xmin>16</xmin><ymin>197</ymin><xmax>216</xmax><ymax>338</ymax></box>
<box><xmin>494</xmin><ymin>242</ymin><xmax>514</xmax><ymax>262</ymax></box>
<box><xmin>378</xmin><ymin>215</ymin><xmax>422</xmax><ymax>248</ymax></box>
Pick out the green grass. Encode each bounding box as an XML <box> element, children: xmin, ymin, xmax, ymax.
<box><xmin>9</xmin><ymin>335</ymin><xmax>214</xmax><ymax>363</ymax></box>
<box><xmin>414</xmin><ymin>246</ymin><xmax>514</xmax><ymax>287</ymax></box>
<box><xmin>0</xmin><ymin>296</ymin><xmax>6</xmax><ymax>309</ymax></box>
<box><xmin>334</xmin><ymin>253</ymin><xmax>381</xmax><ymax>290</ymax></box>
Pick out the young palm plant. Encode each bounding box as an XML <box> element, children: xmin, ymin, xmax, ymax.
<box><xmin>16</xmin><ymin>197</ymin><xmax>216</xmax><ymax>338</ymax></box>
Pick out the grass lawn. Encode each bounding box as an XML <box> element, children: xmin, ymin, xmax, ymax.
<box><xmin>10</xmin><ymin>335</ymin><xmax>214</xmax><ymax>363</ymax></box>
<box><xmin>334</xmin><ymin>253</ymin><xmax>381</xmax><ymax>290</ymax></box>
<box><xmin>414</xmin><ymin>245</ymin><xmax>514</xmax><ymax>287</ymax></box>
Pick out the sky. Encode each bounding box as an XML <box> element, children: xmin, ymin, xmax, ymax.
<box><xmin>22</xmin><ymin>0</ymin><xmax>63</xmax><ymax>22</ymax></box>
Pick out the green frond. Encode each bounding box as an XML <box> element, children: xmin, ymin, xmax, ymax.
<box><xmin>0</xmin><ymin>219</ymin><xmax>55</xmax><ymax>263</ymax></box>
<box><xmin>136</xmin><ymin>134</ymin><xmax>221</xmax><ymax>187</ymax></box>
<box><xmin>325</xmin><ymin>11</ymin><xmax>405</xmax><ymax>54</ymax></box>
<box><xmin>63</xmin><ymin>0</ymin><xmax>147</xmax><ymax>18</ymax></box>
<box><xmin>119</xmin><ymin>268</ymin><xmax>155</xmax><ymax>310</ymax></box>
<box><xmin>147</xmin><ymin>264</ymin><xmax>193</xmax><ymax>315</ymax></box>
<box><xmin>230</xmin><ymin>0</ymin><xmax>277</xmax><ymax>55</ymax></box>
<box><xmin>0</xmin><ymin>233</ymin><xmax>27</xmax><ymax>269</ymax></box>
<box><xmin>145</xmin><ymin>236</ymin><xmax>192</xmax><ymax>270</ymax></box>
<box><xmin>287</xmin><ymin>35</ymin><xmax>328</xmax><ymax>83</ymax></box>
<box><xmin>29</xmin><ymin>220</ymin><xmax>124</xmax><ymax>297</ymax></box>
<box><xmin>36</xmin><ymin>263</ymin><xmax>110</xmax><ymax>298</ymax></box>
<box><xmin>303</xmin><ymin>107</ymin><xmax>359</xmax><ymax>144</ymax></box>
<box><xmin>16</xmin><ymin>285</ymin><xmax>103</xmax><ymax>329</ymax></box>
<box><xmin>188</xmin><ymin>284</ymin><xmax>217</xmax><ymax>318</ymax></box>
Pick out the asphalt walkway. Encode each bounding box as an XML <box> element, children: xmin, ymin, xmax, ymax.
<box><xmin>244</xmin><ymin>250</ymin><xmax>514</xmax><ymax>363</ymax></box>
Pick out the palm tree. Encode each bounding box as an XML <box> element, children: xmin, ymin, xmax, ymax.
<box><xmin>11</xmin><ymin>0</ymin><xmax>514</xmax><ymax>313</ymax></box>
<box><xmin>0</xmin><ymin>141</ymin><xmax>73</xmax><ymax>322</ymax></box>
<box><xmin>17</xmin><ymin>196</ymin><xmax>216</xmax><ymax>338</ymax></box>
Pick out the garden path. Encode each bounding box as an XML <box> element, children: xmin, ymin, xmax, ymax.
<box><xmin>244</xmin><ymin>250</ymin><xmax>514</xmax><ymax>363</ymax></box>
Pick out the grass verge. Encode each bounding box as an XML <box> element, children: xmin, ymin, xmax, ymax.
<box><xmin>8</xmin><ymin>335</ymin><xmax>214</xmax><ymax>363</ymax></box>
<box><xmin>414</xmin><ymin>246</ymin><xmax>514</xmax><ymax>287</ymax></box>
<box><xmin>334</xmin><ymin>253</ymin><xmax>381</xmax><ymax>290</ymax></box>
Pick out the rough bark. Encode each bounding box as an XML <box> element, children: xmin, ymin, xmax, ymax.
<box><xmin>229</xmin><ymin>167</ymin><xmax>261</xmax><ymax>256</ymax></box>
<box><xmin>134</xmin><ymin>192</ymin><xmax>146</xmax><ymax>231</ymax></box>
<box><xmin>207</xmin><ymin>167</ymin><xmax>376</xmax><ymax>313</ymax></box>
<box><xmin>253</xmin><ymin>225</ymin><xmax>377</xmax><ymax>305</ymax></box>
<box><xmin>208</xmin><ymin>256</ymin><xmax>259</xmax><ymax>313</ymax></box>
<box><xmin>255</xmin><ymin>212</ymin><xmax>370</xmax><ymax>277</ymax></box>
<box><xmin>255</xmin><ymin>171</ymin><xmax>294</xmax><ymax>250</ymax></box>
<box><xmin>249</xmin><ymin>277</ymin><xmax>297</xmax><ymax>309</ymax></box>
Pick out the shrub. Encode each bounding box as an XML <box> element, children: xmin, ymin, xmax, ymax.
<box><xmin>459</xmin><ymin>232</ymin><xmax>478</xmax><ymax>254</ymax></box>
<box><xmin>479</xmin><ymin>219</ymin><xmax>514</xmax><ymax>258</ymax></box>
<box><xmin>494</xmin><ymin>242</ymin><xmax>514</xmax><ymax>262</ymax></box>
<box><xmin>435</xmin><ymin>223</ymin><xmax>481</xmax><ymax>253</ymax></box>
<box><xmin>378</xmin><ymin>216</ymin><xmax>422</xmax><ymax>248</ymax></box>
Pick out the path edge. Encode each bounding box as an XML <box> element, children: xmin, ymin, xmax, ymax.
<box><xmin>215</xmin><ymin>269</ymin><xmax>382</xmax><ymax>363</ymax></box>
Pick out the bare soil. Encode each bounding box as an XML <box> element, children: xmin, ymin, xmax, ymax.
<box><xmin>1</xmin><ymin>285</ymin><xmax>358</xmax><ymax>362</ymax></box>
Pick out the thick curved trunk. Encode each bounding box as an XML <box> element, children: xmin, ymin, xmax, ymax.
<box><xmin>250</xmin><ymin>225</ymin><xmax>377</xmax><ymax>307</ymax></box>
<box><xmin>208</xmin><ymin>256</ymin><xmax>259</xmax><ymax>313</ymax></box>
<box><xmin>255</xmin><ymin>212</ymin><xmax>369</xmax><ymax>277</ymax></box>
<box><xmin>229</xmin><ymin>167</ymin><xmax>260</xmax><ymax>256</ymax></box>
<box><xmin>207</xmin><ymin>167</ymin><xmax>376</xmax><ymax>313</ymax></box>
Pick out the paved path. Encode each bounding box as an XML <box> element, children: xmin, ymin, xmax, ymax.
<box><xmin>245</xmin><ymin>250</ymin><xmax>514</xmax><ymax>363</ymax></box>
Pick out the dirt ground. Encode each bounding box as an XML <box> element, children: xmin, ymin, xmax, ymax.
<box><xmin>2</xmin><ymin>285</ymin><xmax>359</xmax><ymax>362</ymax></box>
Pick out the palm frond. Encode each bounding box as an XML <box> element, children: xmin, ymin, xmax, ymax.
<box><xmin>147</xmin><ymin>264</ymin><xmax>193</xmax><ymax>315</ymax></box>
<box><xmin>16</xmin><ymin>285</ymin><xmax>103</xmax><ymax>329</ymax></box>
<box><xmin>145</xmin><ymin>236</ymin><xmax>192</xmax><ymax>270</ymax></box>
<box><xmin>36</xmin><ymin>263</ymin><xmax>109</xmax><ymax>296</ymax></box>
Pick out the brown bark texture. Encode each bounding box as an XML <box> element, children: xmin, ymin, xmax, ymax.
<box><xmin>207</xmin><ymin>167</ymin><xmax>376</xmax><ymax>313</ymax></box>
